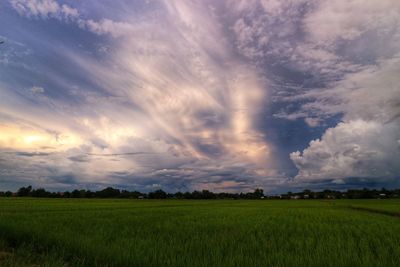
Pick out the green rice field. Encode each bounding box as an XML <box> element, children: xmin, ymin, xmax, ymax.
<box><xmin>0</xmin><ymin>198</ymin><xmax>399</xmax><ymax>267</ymax></box>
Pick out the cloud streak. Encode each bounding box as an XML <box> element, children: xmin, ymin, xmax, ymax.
<box><xmin>1</xmin><ymin>0</ymin><xmax>399</xmax><ymax>192</ymax></box>
<box><xmin>0</xmin><ymin>0</ymin><xmax>278</xmax><ymax>192</ymax></box>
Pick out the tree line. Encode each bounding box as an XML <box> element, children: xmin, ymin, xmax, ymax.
<box><xmin>0</xmin><ymin>186</ymin><xmax>264</xmax><ymax>199</ymax></box>
<box><xmin>0</xmin><ymin>186</ymin><xmax>399</xmax><ymax>199</ymax></box>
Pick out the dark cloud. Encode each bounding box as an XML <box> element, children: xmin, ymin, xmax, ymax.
<box><xmin>15</xmin><ymin>152</ymin><xmax>52</xmax><ymax>157</ymax></box>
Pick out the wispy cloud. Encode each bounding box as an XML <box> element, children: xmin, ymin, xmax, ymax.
<box><xmin>11</xmin><ymin>0</ymin><xmax>79</xmax><ymax>20</ymax></box>
<box><xmin>1</xmin><ymin>0</ymin><xmax>399</xmax><ymax>192</ymax></box>
<box><xmin>0</xmin><ymin>0</ymin><xmax>278</xmax><ymax>192</ymax></box>
<box><xmin>10</xmin><ymin>0</ymin><xmax>135</xmax><ymax>37</ymax></box>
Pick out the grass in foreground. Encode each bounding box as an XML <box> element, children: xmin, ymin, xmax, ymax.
<box><xmin>0</xmin><ymin>199</ymin><xmax>400</xmax><ymax>267</ymax></box>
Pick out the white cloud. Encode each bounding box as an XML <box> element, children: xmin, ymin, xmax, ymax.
<box><xmin>304</xmin><ymin>0</ymin><xmax>400</xmax><ymax>45</ymax></box>
<box><xmin>304</xmin><ymin>117</ymin><xmax>320</xmax><ymax>127</ymax></box>
<box><xmin>30</xmin><ymin>86</ymin><xmax>44</xmax><ymax>94</ymax></box>
<box><xmin>83</xmin><ymin>19</ymin><xmax>135</xmax><ymax>38</ymax></box>
<box><xmin>60</xmin><ymin>4</ymin><xmax>78</xmax><ymax>18</ymax></box>
<box><xmin>291</xmin><ymin>58</ymin><xmax>400</xmax><ymax>181</ymax></box>
<box><xmin>265</xmin><ymin>0</ymin><xmax>400</xmax><ymax>182</ymax></box>
<box><xmin>9</xmin><ymin>0</ymin><xmax>134</xmax><ymax>38</ymax></box>
<box><xmin>233</xmin><ymin>17</ymin><xmax>269</xmax><ymax>59</ymax></box>
<box><xmin>291</xmin><ymin>120</ymin><xmax>400</xmax><ymax>180</ymax></box>
<box><xmin>230</xmin><ymin>0</ymin><xmax>308</xmax><ymax>60</ymax></box>
<box><xmin>10</xmin><ymin>0</ymin><xmax>78</xmax><ymax>20</ymax></box>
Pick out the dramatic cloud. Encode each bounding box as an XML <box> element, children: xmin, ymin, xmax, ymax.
<box><xmin>291</xmin><ymin>120</ymin><xmax>400</xmax><ymax>180</ymax></box>
<box><xmin>286</xmin><ymin>0</ymin><xmax>400</xmax><ymax>183</ymax></box>
<box><xmin>0</xmin><ymin>0</ymin><xmax>278</xmax><ymax>192</ymax></box>
<box><xmin>0</xmin><ymin>0</ymin><xmax>399</xmax><ymax>192</ymax></box>
<box><xmin>291</xmin><ymin>59</ymin><xmax>400</xmax><ymax>181</ymax></box>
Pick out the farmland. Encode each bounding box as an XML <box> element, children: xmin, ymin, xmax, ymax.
<box><xmin>0</xmin><ymin>199</ymin><xmax>400</xmax><ymax>267</ymax></box>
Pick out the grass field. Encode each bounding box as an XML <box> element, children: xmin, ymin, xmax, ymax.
<box><xmin>0</xmin><ymin>199</ymin><xmax>399</xmax><ymax>267</ymax></box>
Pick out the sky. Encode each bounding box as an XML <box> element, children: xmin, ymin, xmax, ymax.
<box><xmin>0</xmin><ymin>0</ymin><xmax>399</xmax><ymax>193</ymax></box>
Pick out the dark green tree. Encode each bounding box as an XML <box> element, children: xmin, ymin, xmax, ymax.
<box><xmin>17</xmin><ymin>185</ymin><xmax>32</xmax><ymax>197</ymax></box>
<box><xmin>148</xmin><ymin>189</ymin><xmax>167</xmax><ymax>199</ymax></box>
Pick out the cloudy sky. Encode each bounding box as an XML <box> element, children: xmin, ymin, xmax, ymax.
<box><xmin>0</xmin><ymin>0</ymin><xmax>399</xmax><ymax>193</ymax></box>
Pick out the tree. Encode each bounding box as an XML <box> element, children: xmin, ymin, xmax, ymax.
<box><xmin>174</xmin><ymin>192</ymin><xmax>184</xmax><ymax>199</ymax></box>
<box><xmin>201</xmin><ymin>190</ymin><xmax>216</xmax><ymax>199</ymax></box>
<box><xmin>71</xmin><ymin>189</ymin><xmax>81</xmax><ymax>198</ymax></box>
<box><xmin>31</xmin><ymin>188</ymin><xmax>51</xmax><ymax>198</ymax></box>
<box><xmin>148</xmin><ymin>189</ymin><xmax>167</xmax><ymax>199</ymax></box>
<box><xmin>97</xmin><ymin>187</ymin><xmax>120</xmax><ymax>198</ymax></box>
<box><xmin>253</xmin><ymin>188</ymin><xmax>264</xmax><ymax>198</ymax></box>
<box><xmin>17</xmin><ymin>185</ymin><xmax>32</xmax><ymax>197</ymax></box>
